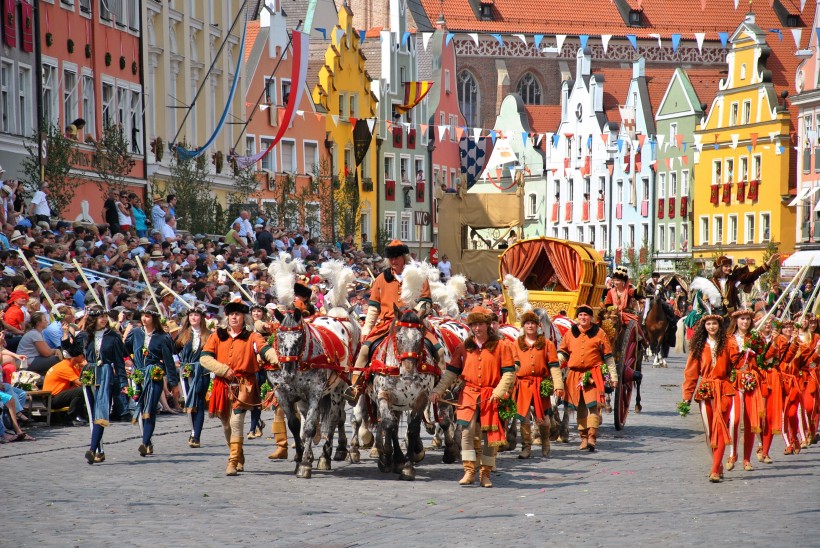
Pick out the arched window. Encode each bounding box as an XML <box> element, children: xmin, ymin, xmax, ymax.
<box><xmin>517</xmin><ymin>73</ymin><xmax>541</xmax><ymax>105</ymax></box>
<box><xmin>457</xmin><ymin>70</ymin><xmax>480</xmax><ymax>128</ymax></box>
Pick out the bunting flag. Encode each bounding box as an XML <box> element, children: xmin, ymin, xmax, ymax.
<box><xmin>422</xmin><ymin>32</ymin><xmax>432</xmax><ymax>50</ymax></box>
<box><xmin>556</xmin><ymin>34</ymin><xmax>567</xmax><ymax>52</ymax></box>
<box><xmin>468</xmin><ymin>32</ymin><xmax>479</xmax><ymax>47</ymax></box>
<box><xmin>649</xmin><ymin>33</ymin><xmax>662</xmax><ymax>48</ymax></box>
<box><xmin>694</xmin><ymin>32</ymin><xmax>705</xmax><ymax>52</ymax></box>
<box><xmin>671</xmin><ymin>34</ymin><xmax>681</xmax><ymax>52</ymax></box>
<box><xmin>730</xmin><ymin>134</ymin><xmax>739</xmax><ymax>149</ymax></box>
<box><xmin>490</xmin><ymin>33</ymin><xmax>504</xmax><ymax>47</ymax></box>
<box><xmin>579</xmin><ymin>34</ymin><xmax>589</xmax><ymax>50</ymax></box>
<box><xmin>719</xmin><ymin>32</ymin><xmax>729</xmax><ymax>48</ymax></box>
<box><xmin>750</xmin><ymin>133</ymin><xmax>758</xmax><ymax>147</ymax></box>
<box><xmin>601</xmin><ymin>34</ymin><xmax>612</xmax><ymax>53</ymax></box>
<box><xmin>792</xmin><ymin>28</ymin><xmax>803</xmax><ymax>48</ymax></box>
<box><xmin>534</xmin><ymin>34</ymin><xmax>544</xmax><ymax>49</ymax></box>
<box><xmin>626</xmin><ymin>34</ymin><xmax>638</xmax><ymax>50</ymax></box>
<box><xmin>514</xmin><ymin>34</ymin><xmax>528</xmax><ymax>46</ymax></box>
<box><xmin>353</xmin><ymin>119</ymin><xmax>373</xmax><ymax>167</ymax></box>
<box><xmin>234</xmin><ymin>30</ymin><xmax>310</xmax><ymax>169</ymax></box>
<box><xmin>395</xmin><ymin>81</ymin><xmax>435</xmax><ymax>115</ymax></box>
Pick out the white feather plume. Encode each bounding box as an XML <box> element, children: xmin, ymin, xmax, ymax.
<box><xmin>447</xmin><ymin>275</ymin><xmax>468</xmax><ymax>301</ymax></box>
<box><xmin>400</xmin><ymin>262</ymin><xmax>425</xmax><ymax>307</ymax></box>
<box><xmin>690</xmin><ymin>276</ymin><xmax>721</xmax><ymax>309</ymax></box>
<box><xmin>503</xmin><ymin>274</ymin><xmax>532</xmax><ymax>314</ymax></box>
<box><xmin>320</xmin><ymin>259</ymin><xmax>355</xmax><ymax>311</ymax></box>
<box><xmin>268</xmin><ymin>252</ymin><xmax>303</xmax><ymax>307</ymax></box>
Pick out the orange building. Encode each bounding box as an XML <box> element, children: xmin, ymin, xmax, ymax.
<box><xmin>39</xmin><ymin>0</ymin><xmax>146</xmax><ymax>221</ymax></box>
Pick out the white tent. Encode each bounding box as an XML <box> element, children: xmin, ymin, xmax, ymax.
<box><xmin>783</xmin><ymin>250</ymin><xmax>820</xmax><ymax>267</ymax></box>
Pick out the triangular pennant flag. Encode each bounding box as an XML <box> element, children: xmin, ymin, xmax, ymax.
<box><xmin>422</xmin><ymin>32</ymin><xmax>432</xmax><ymax>51</ymax></box>
<box><xmin>778</xmin><ymin>145</ymin><xmax>785</xmax><ymax>155</ymax></box>
<box><xmin>556</xmin><ymin>34</ymin><xmax>566</xmax><ymax>52</ymax></box>
<box><xmin>719</xmin><ymin>32</ymin><xmax>729</xmax><ymax>48</ymax></box>
<box><xmin>746</xmin><ymin>145</ymin><xmax>753</xmax><ymax>152</ymax></box>
<box><xmin>473</xmin><ymin>127</ymin><xmax>482</xmax><ymax>141</ymax></box>
<box><xmin>769</xmin><ymin>131</ymin><xmax>778</xmax><ymax>143</ymax></box>
<box><xmin>579</xmin><ymin>34</ymin><xmax>589</xmax><ymax>51</ymax></box>
<box><xmin>693</xmin><ymin>134</ymin><xmax>703</xmax><ymax>151</ymax></box>
<box><xmin>315</xmin><ymin>27</ymin><xmax>327</xmax><ymax>40</ymax></box>
<box><xmin>446</xmin><ymin>32</ymin><xmax>454</xmax><ymax>46</ymax></box>
<box><xmin>514</xmin><ymin>34</ymin><xmax>528</xmax><ymax>46</ymax></box>
<box><xmin>552</xmin><ymin>133</ymin><xmax>560</xmax><ymax>148</ymax></box>
<box><xmin>534</xmin><ymin>34</ymin><xmax>545</xmax><ymax>50</ymax></box>
<box><xmin>402</xmin><ymin>31</ymin><xmax>411</xmax><ymax>47</ymax></box>
<box><xmin>489</xmin><ymin>130</ymin><xmax>497</xmax><ymax>144</ymax></box>
<box><xmin>713</xmin><ymin>133</ymin><xmax>720</xmax><ymax>150</ymax></box>
<box><xmin>358</xmin><ymin>29</ymin><xmax>366</xmax><ymax>44</ymax></box>
<box><xmin>601</xmin><ymin>35</ymin><xmax>612</xmax><ymax>53</ymax></box>
<box><xmin>694</xmin><ymin>32</ymin><xmax>705</xmax><ymax>53</ymax></box>
<box><xmin>330</xmin><ymin>114</ymin><xmax>339</xmax><ymax>126</ymax></box>
<box><xmin>682</xmin><ymin>156</ymin><xmax>689</xmax><ymax>165</ymax></box>
<box><xmin>650</xmin><ymin>138</ymin><xmax>656</xmax><ymax>152</ymax></box>
<box><xmin>671</xmin><ymin>34</ymin><xmax>681</xmax><ymax>52</ymax></box>
<box><xmin>608</xmin><ymin>163</ymin><xmax>614</xmax><ymax>176</ymax></box>
<box><xmin>522</xmin><ymin>132</ymin><xmax>529</xmax><ymax>148</ymax></box>
<box><xmin>792</xmin><ymin>28</ymin><xmax>803</xmax><ymax>48</ymax></box>
<box><xmin>657</xmin><ymin>134</ymin><xmax>665</xmax><ymax>149</ymax></box>
<box><xmin>367</xmin><ymin>118</ymin><xmax>376</xmax><ymax>133</ymax></box>
<box><xmin>278</xmin><ymin>108</ymin><xmax>286</xmax><ymax>125</ymax></box>
<box><xmin>735</xmin><ymin>0</ymin><xmax>739</xmax><ymax>7</ymax></box>
<box><xmin>456</xmin><ymin>126</ymin><xmax>465</xmax><ymax>140</ymax></box>
<box><xmin>315</xmin><ymin>112</ymin><xmax>323</xmax><ymax>123</ymax></box>
<box><xmin>638</xmin><ymin>134</ymin><xmax>646</xmax><ymax>149</ymax></box>
<box><xmin>665</xmin><ymin>157</ymin><xmax>672</xmax><ymax>169</ymax></box>
<box><xmin>349</xmin><ymin>117</ymin><xmax>357</xmax><ymax>126</ymax></box>
<box><xmin>769</xmin><ymin>29</ymin><xmax>783</xmax><ymax>42</ymax></box>
<box><xmin>420</xmin><ymin>123</ymin><xmax>428</xmax><ymax>135</ymax></box>
<box><xmin>676</xmin><ymin>134</ymin><xmax>684</xmax><ymax>149</ymax></box>
<box><xmin>587</xmin><ymin>135</ymin><xmax>593</xmax><ymax>149</ymax></box>
<box><xmin>649</xmin><ymin>33</ymin><xmax>662</xmax><ymax>48</ymax></box>
<box><xmin>750</xmin><ymin>133</ymin><xmax>758</xmax><ymax>147</ymax></box>
<box><xmin>490</xmin><ymin>34</ymin><xmax>504</xmax><ymax>47</ymax></box>
<box><xmin>601</xmin><ymin>133</ymin><xmax>609</xmax><ymax>146</ymax></box>
<box><xmin>626</xmin><ymin>34</ymin><xmax>638</xmax><ymax>50</ymax></box>
<box><xmin>683</xmin><ymin>142</ymin><xmax>687</xmax><ymax>152</ymax></box>
<box><xmin>536</xmin><ymin>133</ymin><xmax>543</xmax><ymax>147</ymax></box>
<box><xmin>386</xmin><ymin>120</ymin><xmax>393</xmax><ymax>132</ymax></box>
<box><xmin>436</xmin><ymin>125</ymin><xmax>445</xmax><ymax>141</ymax></box>
<box><xmin>731</xmin><ymin>134</ymin><xmax>739</xmax><ymax>149</ymax></box>
<box><xmin>508</xmin><ymin>166</ymin><xmax>518</xmax><ymax>181</ymax></box>
<box><xmin>617</xmin><ymin>138</ymin><xmax>624</xmax><ymax>153</ymax></box>
<box><xmin>468</xmin><ymin>33</ymin><xmax>479</xmax><ymax>47</ymax></box>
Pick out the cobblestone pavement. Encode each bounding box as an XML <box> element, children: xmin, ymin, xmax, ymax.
<box><xmin>4</xmin><ymin>351</ymin><xmax>819</xmax><ymax>547</ymax></box>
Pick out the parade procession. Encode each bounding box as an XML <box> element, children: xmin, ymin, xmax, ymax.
<box><xmin>2</xmin><ymin>0</ymin><xmax>820</xmax><ymax>545</ymax></box>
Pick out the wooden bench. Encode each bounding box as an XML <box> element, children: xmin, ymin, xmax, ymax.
<box><xmin>25</xmin><ymin>390</ymin><xmax>70</xmax><ymax>426</ymax></box>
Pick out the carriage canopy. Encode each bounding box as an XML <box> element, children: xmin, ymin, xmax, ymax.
<box><xmin>500</xmin><ymin>237</ymin><xmax>607</xmax><ymax>322</ymax></box>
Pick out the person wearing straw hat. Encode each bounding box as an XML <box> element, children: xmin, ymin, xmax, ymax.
<box><xmin>125</xmin><ymin>304</ymin><xmax>178</xmax><ymax>457</ymax></box>
<box><xmin>682</xmin><ymin>313</ymin><xmax>736</xmax><ymax>482</ymax></box>
<box><xmin>199</xmin><ymin>300</ymin><xmax>278</xmax><ymax>476</ymax></box>
<box><xmin>511</xmin><ymin>310</ymin><xmax>565</xmax><ymax>459</ymax></box>
<box><xmin>557</xmin><ymin>305</ymin><xmax>618</xmax><ymax>452</ymax></box>
<box><xmin>709</xmin><ymin>254</ymin><xmax>779</xmax><ymax>321</ymax></box>
<box><xmin>429</xmin><ymin>306</ymin><xmax>516</xmax><ymax>487</ymax></box>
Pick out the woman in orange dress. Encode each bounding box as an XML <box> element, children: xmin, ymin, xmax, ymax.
<box><xmin>779</xmin><ymin>317</ymin><xmax>812</xmax><ymax>455</ymax></box>
<box><xmin>725</xmin><ymin>308</ymin><xmax>763</xmax><ymax>472</ymax></box>
<box><xmin>510</xmin><ymin>311</ymin><xmax>565</xmax><ymax>459</ymax></box>
<box><xmin>792</xmin><ymin>315</ymin><xmax>820</xmax><ymax>450</ymax></box>
<box><xmin>682</xmin><ymin>314</ymin><xmax>736</xmax><ymax>483</ymax></box>
<box><xmin>754</xmin><ymin>314</ymin><xmax>781</xmax><ymax>464</ymax></box>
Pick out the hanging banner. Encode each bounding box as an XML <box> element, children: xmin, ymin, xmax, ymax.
<box><xmin>396</xmin><ymin>81</ymin><xmax>435</xmax><ymax>114</ymax></box>
<box><xmin>353</xmin><ymin>118</ymin><xmax>373</xmax><ymax>167</ymax></box>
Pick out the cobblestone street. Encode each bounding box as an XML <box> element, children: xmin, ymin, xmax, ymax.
<box><xmin>4</xmin><ymin>352</ymin><xmax>819</xmax><ymax>546</ymax></box>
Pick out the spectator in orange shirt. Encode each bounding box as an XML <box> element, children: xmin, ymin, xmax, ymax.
<box><xmin>43</xmin><ymin>338</ymin><xmax>87</xmax><ymax>426</ymax></box>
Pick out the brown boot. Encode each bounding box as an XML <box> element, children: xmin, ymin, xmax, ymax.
<box><xmin>459</xmin><ymin>461</ymin><xmax>476</xmax><ymax>485</ymax></box>
<box><xmin>539</xmin><ymin>423</ymin><xmax>551</xmax><ymax>457</ymax></box>
<box><xmin>343</xmin><ymin>350</ymin><xmax>369</xmax><ymax>403</ymax></box>
<box><xmin>268</xmin><ymin>419</ymin><xmax>289</xmax><ymax>459</ymax></box>
<box><xmin>236</xmin><ymin>442</ymin><xmax>245</xmax><ymax>472</ymax></box>
<box><xmin>479</xmin><ymin>465</ymin><xmax>493</xmax><ymax>488</ymax></box>
<box><xmin>518</xmin><ymin>423</ymin><xmax>532</xmax><ymax>459</ymax></box>
<box><xmin>226</xmin><ymin>440</ymin><xmax>241</xmax><ymax>476</ymax></box>
<box><xmin>578</xmin><ymin>430</ymin><xmax>589</xmax><ymax>450</ymax></box>
<box><xmin>587</xmin><ymin>427</ymin><xmax>598</xmax><ymax>452</ymax></box>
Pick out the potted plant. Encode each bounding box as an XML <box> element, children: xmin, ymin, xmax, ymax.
<box><xmin>85</xmin><ymin>44</ymin><xmax>92</xmax><ymax>58</ymax></box>
<box><xmin>67</xmin><ymin>39</ymin><xmax>75</xmax><ymax>53</ymax></box>
<box><xmin>119</xmin><ymin>56</ymin><xmax>126</xmax><ymax>70</ymax></box>
<box><xmin>132</xmin><ymin>61</ymin><xmax>138</xmax><ymax>75</ymax></box>
<box><xmin>45</xmin><ymin>32</ymin><xmax>53</xmax><ymax>47</ymax></box>
<box><xmin>105</xmin><ymin>52</ymin><xmax>112</xmax><ymax>66</ymax></box>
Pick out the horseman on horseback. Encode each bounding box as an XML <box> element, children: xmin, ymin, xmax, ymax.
<box><xmin>345</xmin><ymin>240</ymin><xmax>444</xmax><ymax>403</ymax></box>
<box><xmin>705</xmin><ymin>254</ymin><xmax>779</xmax><ymax>323</ymax></box>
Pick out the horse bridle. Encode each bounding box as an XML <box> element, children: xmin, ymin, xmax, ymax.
<box><xmin>276</xmin><ymin>317</ymin><xmax>305</xmax><ymax>363</ymax></box>
<box><xmin>393</xmin><ymin>319</ymin><xmax>424</xmax><ymax>361</ymax></box>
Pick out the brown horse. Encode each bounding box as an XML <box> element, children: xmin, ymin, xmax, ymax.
<box><xmin>645</xmin><ymin>288</ymin><xmax>670</xmax><ymax>368</ymax></box>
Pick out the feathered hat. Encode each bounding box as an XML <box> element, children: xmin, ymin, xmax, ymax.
<box><xmin>611</xmin><ymin>266</ymin><xmax>629</xmax><ymax>282</ymax></box>
<box><xmin>714</xmin><ymin>255</ymin><xmax>732</xmax><ymax>268</ymax></box>
<box><xmin>385</xmin><ymin>239</ymin><xmax>410</xmax><ymax>259</ymax></box>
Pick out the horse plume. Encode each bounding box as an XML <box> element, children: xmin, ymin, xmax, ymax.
<box><xmin>690</xmin><ymin>277</ymin><xmax>721</xmax><ymax>310</ymax></box>
<box><xmin>400</xmin><ymin>262</ymin><xmax>426</xmax><ymax>307</ymax></box>
<box><xmin>503</xmin><ymin>274</ymin><xmax>532</xmax><ymax>315</ymax></box>
<box><xmin>320</xmin><ymin>259</ymin><xmax>355</xmax><ymax>313</ymax></box>
<box><xmin>269</xmin><ymin>252</ymin><xmax>304</xmax><ymax>308</ymax></box>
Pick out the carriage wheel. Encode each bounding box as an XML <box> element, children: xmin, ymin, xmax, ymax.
<box><xmin>613</xmin><ymin>321</ymin><xmax>638</xmax><ymax>431</ymax></box>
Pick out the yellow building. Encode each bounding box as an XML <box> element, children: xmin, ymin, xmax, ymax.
<box><xmin>142</xmin><ymin>2</ymin><xmax>248</xmax><ymax>210</ymax></box>
<box><xmin>312</xmin><ymin>4</ymin><xmax>379</xmax><ymax>244</ymax></box>
<box><xmin>693</xmin><ymin>12</ymin><xmax>794</xmax><ymax>267</ymax></box>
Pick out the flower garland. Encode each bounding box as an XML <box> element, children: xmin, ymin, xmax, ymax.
<box><xmin>181</xmin><ymin>363</ymin><xmax>194</xmax><ymax>378</ymax></box>
<box><xmin>130</xmin><ymin>368</ymin><xmax>145</xmax><ymax>385</ymax></box>
<box><xmin>676</xmin><ymin>401</ymin><xmax>691</xmax><ymax>417</ymax></box>
<box><xmin>497</xmin><ymin>397</ymin><xmax>517</xmax><ymax>421</ymax></box>
<box><xmin>696</xmin><ymin>383</ymin><xmax>714</xmax><ymax>401</ymax></box>
<box><xmin>126</xmin><ymin>386</ymin><xmax>141</xmax><ymax>401</ymax></box>
<box><xmin>260</xmin><ymin>380</ymin><xmax>272</xmax><ymax>399</ymax></box>
<box><xmin>540</xmin><ymin>378</ymin><xmax>554</xmax><ymax>397</ymax></box>
<box><xmin>581</xmin><ymin>371</ymin><xmax>593</xmax><ymax>387</ymax></box>
<box><xmin>740</xmin><ymin>372</ymin><xmax>757</xmax><ymax>392</ymax></box>
<box><xmin>80</xmin><ymin>370</ymin><xmax>95</xmax><ymax>386</ymax></box>
<box><xmin>150</xmin><ymin>365</ymin><xmax>165</xmax><ymax>382</ymax></box>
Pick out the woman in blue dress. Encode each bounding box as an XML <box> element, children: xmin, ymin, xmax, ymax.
<box><xmin>83</xmin><ymin>305</ymin><xmax>129</xmax><ymax>464</ymax></box>
<box><xmin>175</xmin><ymin>305</ymin><xmax>211</xmax><ymax>448</ymax></box>
<box><xmin>125</xmin><ymin>304</ymin><xmax>178</xmax><ymax>456</ymax></box>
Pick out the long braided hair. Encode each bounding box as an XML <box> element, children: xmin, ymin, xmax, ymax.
<box><xmin>689</xmin><ymin>318</ymin><xmax>727</xmax><ymax>363</ymax></box>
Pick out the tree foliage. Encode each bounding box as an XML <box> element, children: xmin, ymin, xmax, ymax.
<box><xmin>21</xmin><ymin>120</ymin><xmax>78</xmax><ymax>217</ymax></box>
<box><xmin>761</xmin><ymin>241</ymin><xmax>780</xmax><ymax>292</ymax></box>
<box><xmin>90</xmin><ymin>124</ymin><xmax>136</xmax><ymax>194</ymax></box>
<box><xmin>165</xmin><ymin>146</ymin><xmax>220</xmax><ymax>235</ymax></box>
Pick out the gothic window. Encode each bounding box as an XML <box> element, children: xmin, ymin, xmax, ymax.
<box><xmin>457</xmin><ymin>70</ymin><xmax>480</xmax><ymax>128</ymax></box>
<box><xmin>517</xmin><ymin>73</ymin><xmax>541</xmax><ymax>105</ymax></box>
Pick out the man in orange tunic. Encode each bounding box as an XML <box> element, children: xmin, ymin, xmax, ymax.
<box><xmin>511</xmin><ymin>311</ymin><xmax>565</xmax><ymax>459</ymax></box>
<box><xmin>200</xmin><ymin>301</ymin><xmax>277</xmax><ymax>476</ymax></box>
<box><xmin>430</xmin><ymin>307</ymin><xmax>516</xmax><ymax>487</ymax></box>
<box><xmin>345</xmin><ymin>240</ymin><xmax>441</xmax><ymax>402</ymax></box>
<box><xmin>557</xmin><ymin>305</ymin><xmax>618</xmax><ymax>451</ymax></box>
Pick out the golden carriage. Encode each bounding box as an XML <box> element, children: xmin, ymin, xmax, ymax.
<box><xmin>499</xmin><ymin>237</ymin><xmax>608</xmax><ymax>324</ymax></box>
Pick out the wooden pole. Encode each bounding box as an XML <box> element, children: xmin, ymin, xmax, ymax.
<box><xmin>226</xmin><ymin>271</ymin><xmax>256</xmax><ymax>304</ymax></box>
<box><xmin>17</xmin><ymin>249</ymin><xmax>56</xmax><ymax>310</ymax></box>
<box><xmin>71</xmin><ymin>259</ymin><xmax>104</xmax><ymax>308</ymax></box>
<box><xmin>135</xmin><ymin>256</ymin><xmax>163</xmax><ymax>314</ymax></box>
<box><xmin>159</xmin><ymin>282</ymin><xmax>194</xmax><ymax>310</ymax></box>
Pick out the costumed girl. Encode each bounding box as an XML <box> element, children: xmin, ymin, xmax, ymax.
<box><xmin>125</xmin><ymin>304</ymin><xmax>178</xmax><ymax>457</ymax></box>
<box><xmin>176</xmin><ymin>305</ymin><xmax>211</xmax><ymax>448</ymax></box>
<box><xmin>83</xmin><ymin>305</ymin><xmax>129</xmax><ymax>464</ymax></box>
<box><xmin>682</xmin><ymin>314</ymin><xmax>736</xmax><ymax>483</ymax></box>
<box><xmin>246</xmin><ymin>303</ymin><xmax>268</xmax><ymax>440</ymax></box>
<box><xmin>785</xmin><ymin>314</ymin><xmax>820</xmax><ymax>451</ymax></box>
<box><xmin>758</xmin><ymin>316</ymin><xmax>788</xmax><ymax>463</ymax></box>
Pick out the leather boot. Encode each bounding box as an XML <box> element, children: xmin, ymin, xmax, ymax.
<box><xmin>479</xmin><ymin>465</ymin><xmax>493</xmax><ymax>488</ymax></box>
<box><xmin>578</xmin><ymin>430</ymin><xmax>589</xmax><ymax>450</ymax></box>
<box><xmin>226</xmin><ymin>440</ymin><xmax>241</xmax><ymax>476</ymax></box>
<box><xmin>587</xmin><ymin>427</ymin><xmax>598</xmax><ymax>452</ymax></box>
<box><xmin>459</xmin><ymin>461</ymin><xmax>476</xmax><ymax>485</ymax></box>
<box><xmin>539</xmin><ymin>423</ymin><xmax>551</xmax><ymax>457</ymax></box>
<box><xmin>268</xmin><ymin>418</ymin><xmax>289</xmax><ymax>459</ymax></box>
<box><xmin>236</xmin><ymin>443</ymin><xmax>245</xmax><ymax>472</ymax></box>
<box><xmin>518</xmin><ymin>423</ymin><xmax>532</xmax><ymax>459</ymax></box>
<box><xmin>343</xmin><ymin>349</ymin><xmax>369</xmax><ymax>404</ymax></box>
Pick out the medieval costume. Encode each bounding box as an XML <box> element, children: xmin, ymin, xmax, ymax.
<box><xmin>759</xmin><ymin>320</ymin><xmax>792</xmax><ymax>462</ymax></box>
<box><xmin>557</xmin><ymin>305</ymin><xmax>618</xmax><ymax>451</ymax></box>
<box><xmin>176</xmin><ymin>305</ymin><xmax>210</xmax><ymax>448</ymax></box>
<box><xmin>431</xmin><ymin>307</ymin><xmax>516</xmax><ymax>487</ymax></box>
<box><xmin>511</xmin><ymin>311</ymin><xmax>564</xmax><ymax>459</ymax></box>
<box><xmin>708</xmin><ymin>255</ymin><xmax>773</xmax><ymax>321</ymax></box>
<box><xmin>125</xmin><ymin>305</ymin><xmax>178</xmax><ymax>457</ymax></box>
<box><xmin>199</xmin><ymin>301</ymin><xmax>277</xmax><ymax>476</ymax></box>
<box><xmin>781</xmin><ymin>315</ymin><xmax>820</xmax><ymax>453</ymax></box>
<box><xmin>682</xmin><ymin>314</ymin><xmax>736</xmax><ymax>482</ymax></box>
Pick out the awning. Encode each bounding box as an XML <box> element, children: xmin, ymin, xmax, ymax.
<box><xmin>783</xmin><ymin>250</ymin><xmax>820</xmax><ymax>267</ymax></box>
<box><xmin>788</xmin><ymin>185</ymin><xmax>820</xmax><ymax>207</ymax></box>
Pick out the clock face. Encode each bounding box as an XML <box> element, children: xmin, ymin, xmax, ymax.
<box><xmin>575</xmin><ymin>103</ymin><xmax>583</xmax><ymax>120</ymax></box>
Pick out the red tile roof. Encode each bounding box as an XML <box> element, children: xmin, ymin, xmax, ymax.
<box><xmin>523</xmin><ymin>105</ymin><xmax>562</xmax><ymax>134</ymax></box>
<box><xmin>244</xmin><ymin>21</ymin><xmax>261</xmax><ymax>61</ymax></box>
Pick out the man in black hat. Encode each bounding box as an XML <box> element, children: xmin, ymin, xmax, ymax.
<box><xmin>709</xmin><ymin>254</ymin><xmax>779</xmax><ymax>320</ymax></box>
